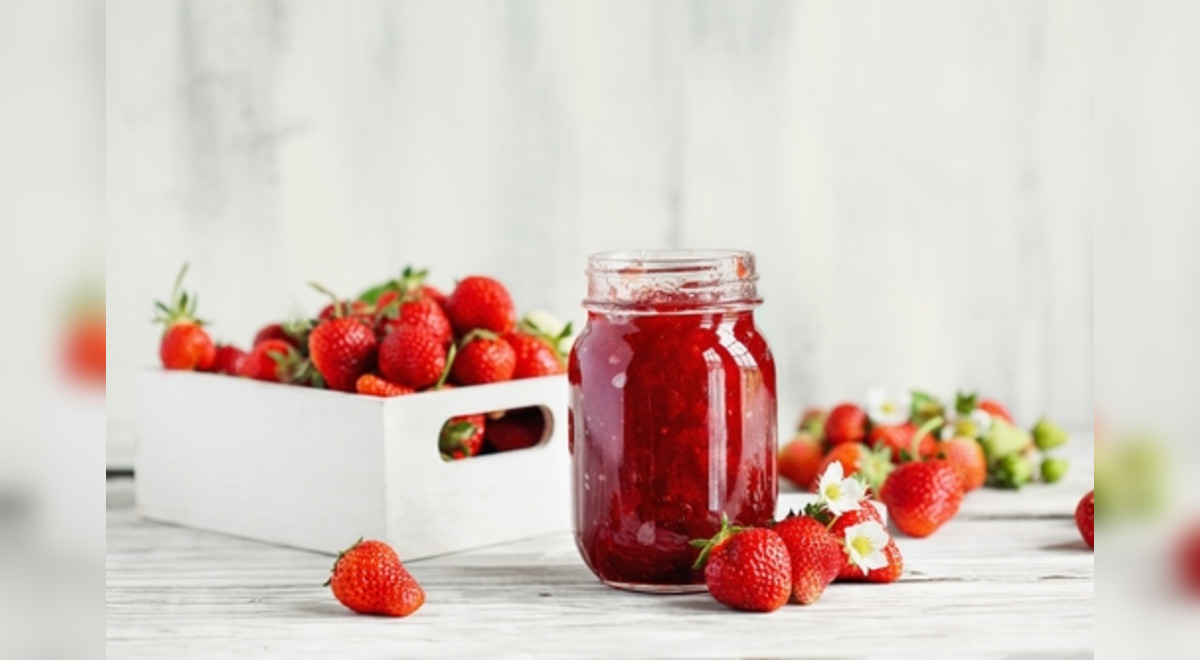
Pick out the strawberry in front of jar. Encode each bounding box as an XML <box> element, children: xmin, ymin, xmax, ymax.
<box><xmin>879</xmin><ymin>416</ymin><xmax>965</xmax><ymax>538</ymax></box>
<box><xmin>691</xmin><ymin>518</ymin><xmax>791</xmax><ymax>613</ymax></box>
<box><xmin>308</xmin><ymin>285</ymin><xmax>379</xmax><ymax>393</ymax></box>
<box><xmin>773</xmin><ymin>514</ymin><xmax>842</xmax><ymax>605</ymax></box>
<box><xmin>153</xmin><ymin>264</ymin><xmax>216</xmax><ymax>372</ymax></box>
<box><xmin>327</xmin><ymin>539</ymin><xmax>425</xmax><ymax>617</ymax></box>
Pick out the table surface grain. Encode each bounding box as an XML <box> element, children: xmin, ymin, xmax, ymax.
<box><xmin>106</xmin><ymin>436</ymin><xmax>1094</xmax><ymax>659</ymax></box>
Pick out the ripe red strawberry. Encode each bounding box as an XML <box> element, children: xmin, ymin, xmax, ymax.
<box><xmin>440</xmin><ymin>414</ymin><xmax>486</xmax><ymax>460</ymax></box>
<box><xmin>318</xmin><ymin>299</ymin><xmax>373</xmax><ymax>323</ymax></box>
<box><xmin>62</xmin><ymin>310</ymin><xmax>106</xmax><ymax>384</ymax></box>
<box><xmin>825</xmin><ymin>403</ymin><xmax>868</xmax><ymax>446</ymax></box>
<box><xmin>378</xmin><ymin>323</ymin><xmax>448</xmax><ymax>390</ymax></box>
<box><xmin>154</xmin><ymin>265</ymin><xmax>216</xmax><ymax>371</ymax></box>
<box><xmin>778</xmin><ymin>433</ymin><xmax>824</xmax><ymax>491</ymax></box>
<box><xmin>841</xmin><ymin>539</ymin><xmax>904</xmax><ymax>584</ymax></box>
<box><xmin>1076</xmin><ymin>490</ymin><xmax>1094</xmax><ymax>549</ymax></box>
<box><xmin>355</xmin><ymin>374</ymin><xmax>415</xmax><ymax>397</ymax></box>
<box><xmin>253</xmin><ymin>322</ymin><xmax>305</xmax><ymax>350</ymax></box>
<box><xmin>484</xmin><ymin>407</ymin><xmax>546</xmax><ymax>452</ymax></box>
<box><xmin>379</xmin><ymin>296</ymin><xmax>453</xmax><ymax>347</ymax></box>
<box><xmin>308</xmin><ymin>317</ymin><xmax>378</xmax><ymax>393</ymax></box>
<box><xmin>977</xmin><ymin>398</ymin><xmax>1014</xmax><ymax>424</ymax></box>
<box><xmin>880</xmin><ymin>460</ymin><xmax>964</xmax><ymax>538</ymax></box>
<box><xmin>868</xmin><ymin>423</ymin><xmax>937</xmax><ymax>462</ymax></box>
<box><xmin>211</xmin><ymin>344</ymin><xmax>248</xmax><ymax>376</ymax></box>
<box><xmin>773</xmin><ymin>515</ymin><xmax>842</xmax><ymax>605</ymax></box>
<box><xmin>693</xmin><ymin>522</ymin><xmax>791</xmax><ymax>613</ymax></box>
<box><xmin>504</xmin><ymin>331</ymin><xmax>565</xmax><ymax>378</ymax></box>
<box><xmin>444</xmin><ymin>276</ymin><xmax>516</xmax><ymax>335</ymax></box>
<box><xmin>940</xmin><ymin>436</ymin><xmax>987</xmax><ymax>492</ymax></box>
<box><xmin>1176</xmin><ymin>522</ymin><xmax>1200</xmax><ymax>596</ymax></box>
<box><xmin>239</xmin><ymin>339</ymin><xmax>295</xmax><ymax>382</ymax></box>
<box><xmin>451</xmin><ymin>331</ymin><xmax>516</xmax><ymax>385</ymax></box>
<box><xmin>814</xmin><ymin>442</ymin><xmax>893</xmax><ymax>495</ymax></box>
<box><xmin>829</xmin><ymin>506</ymin><xmax>885</xmax><ymax>581</ymax></box>
<box><xmin>327</xmin><ymin>539</ymin><xmax>425</xmax><ymax>617</ymax></box>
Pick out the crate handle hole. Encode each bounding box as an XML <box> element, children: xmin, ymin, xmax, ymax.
<box><xmin>438</xmin><ymin>405</ymin><xmax>553</xmax><ymax>462</ymax></box>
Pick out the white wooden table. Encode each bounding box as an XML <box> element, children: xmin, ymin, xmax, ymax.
<box><xmin>106</xmin><ymin>436</ymin><xmax>1094</xmax><ymax>659</ymax></box>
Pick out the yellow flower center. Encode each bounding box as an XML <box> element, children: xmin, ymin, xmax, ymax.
<box><xmin>881</xmin><ymin>402</ymin><xmax>896</xmax><ymax>415</ymax></box>
<box><xmin>824</xmin><ymin>483</ymin><xmax>842</xmax><ymax>501</ymax></box>
<box><xmin>851</xmin><ymin>534</ymin><xmax>876</xmax><ymax>558</ymax></box>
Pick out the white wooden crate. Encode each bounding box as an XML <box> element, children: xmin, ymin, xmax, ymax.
<box><xmin>134</xmin><ymin>370</ymin><xmax>570</xmax><ymax>559</ymax></box>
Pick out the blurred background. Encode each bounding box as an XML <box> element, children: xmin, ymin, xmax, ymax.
<box><xmin>108</xmin><ymin>0</ymin><xmax>1095</xmax><ymax>460</ymax></box>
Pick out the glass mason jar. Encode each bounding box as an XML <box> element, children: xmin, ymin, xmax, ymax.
<box><xmin>568</xmin><ymin>250</ymin><xmax>778</xmax><ymax>593</ymax></box>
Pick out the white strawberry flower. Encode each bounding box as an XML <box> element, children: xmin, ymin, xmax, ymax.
<box><xmin>866</xmin><ymin>386</ymin><xmax>912</xmax><ymax>427</ymax></box>
<box><xmin>816</xmin><ymin>462</ymin><xmax>866</xmax><ymax>515</ymax></box>
<box><xmin>844</xmin><ymin>520</ymin><xmax>891</xmax><ymax>575</ymax></box>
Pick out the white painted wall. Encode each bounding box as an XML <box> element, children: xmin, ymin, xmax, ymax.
<box><xmin>107</xmin><ymin>0</ymin><xmax>1094</xmax><ymax>434</ymax></box>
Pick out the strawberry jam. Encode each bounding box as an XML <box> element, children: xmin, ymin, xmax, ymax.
<box><xmin>569</xmin><ymin>251</ymin><xmax>777</xmax><ymax>592</ymax></box>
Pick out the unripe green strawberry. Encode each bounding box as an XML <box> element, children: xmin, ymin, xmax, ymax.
<box><xmin>1040</xmin><ymin>457</ymin><xmax>1069</xmax><ymax>483</ymax></box>
<box><xmin>1032</xmin><ymin>418</ymin><xmax>1069</xmax><ymax>451</ymax></box>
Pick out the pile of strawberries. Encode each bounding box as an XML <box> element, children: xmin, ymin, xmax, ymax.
<box><xmin>153</xmin><ymin>264</ymin><xmax>568</xmax><ymax>460</ymax></box>
<box><xmin>779</xmin><ymin>388</ymin><xmax>1074</xmax><ymax>539</ymax></box>
<box><xmin>692</xmin><ymin>463</ymin><xmax>902</xmax><ymax>612</ymax></box>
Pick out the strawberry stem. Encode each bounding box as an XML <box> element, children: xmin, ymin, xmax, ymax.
<box><xmin>434</xmin><ymin>343</ymin><xmax>458</xmax><ymax>390</ymax></box>
<box><xmin>910</xmin><ymin>415</ymin><xmax>944</xmax><ymax>459</ymax></box>
<box><xmin>689</xmin><ymin>514</ymin><xmax>743</xmax><ymax>570</ymax></box>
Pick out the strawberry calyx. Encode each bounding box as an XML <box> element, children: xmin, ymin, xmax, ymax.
<box><xmin>954</xmin><ymin>391</ymin><xmax>979</xmax><ymax>416</ymax></box>
<box><xmin>310</xmin><ymin>282</ymin><xmax>356</xmax><ymax>320</ymax></box>
<box><xmin>689</xmin><ymin>514</ymin><xmax>744</xmax><ymax>570</ymax></box>
<box><xmin>324</xmin><ymin>537</ymin><xmax>364</xmax><ymax>586</ymax></box>
<box><xmin>271</xmin><ymin>345</ymin><xmax>324</xmax><ymax>388</ymax></box>
<box><xmin>439</xmin><ymin>419</ymin><xmax>481</xmax><ymax>460</ymax></box>
<box><xmin>153</xmin><ymin>263</ymin><xmax>206</xmax><ymax>329</ymax></box>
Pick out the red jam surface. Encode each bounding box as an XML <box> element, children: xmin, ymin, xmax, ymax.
<box><xmin>569</xmin><ymin>310</ymin><xmax>777</xmax><ymax>589</ymax></box>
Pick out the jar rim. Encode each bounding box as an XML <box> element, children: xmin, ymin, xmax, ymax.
<box><xmin>584</xmin><ymin>249</ymin><xmax>760</xmax><ymax>313</ymax></box>
<box><xmin>587</xmin><ymin>249</ymin><xmax>757</xmax><ymax>274</ymax></box>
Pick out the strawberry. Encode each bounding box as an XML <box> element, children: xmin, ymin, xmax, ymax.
<box><xmin>692</xmin><ymin>520</ymin><xmax>791</xmax><ymax>613</ymax></box>
<box><xmin>440</xmin><ymin>414</ymin><xmax>486</xmax><ymax>460</ymax></box>
<box><xmin>842</xmin><ymin>539</ymin><xmax>904</xmax><ymax>584</ymax></box>
<box><xmin>378</xmin><ymin>323</ymin><xmax>448</xmax><ymax>390</ymax></box>
<box><xmin>1177</xmin><ymin>522</ymin><xmax>1200</xmax><ymax>596</ymax></box>
<box><xmin>211</xmin><ymin>344</ymin><xmax>248</xmax><ymax>376</ymax></box>
<box><xmin>940</xmin><ymin>436</ymin><xmax>987</xmax><ymax>492</ymax></box>
<box><xmin>444</xmin><ymin>275</ymin><xmax>516</xmax><ymax>335</ymax></box>
<box><xmin>773</xmin><ymin>515</ymin><xmax>842</xmax><ymax>605</ymax></box>
<box><xmin>815</xmin><ymin>442</ymin><xmax>893</xmax><ymax>495</ymax></box>
<box><xmin>778</xmin><ymin>433</ymin><xmax>824</xmax><ymax>491</ymax></box>
<box><xmin>880</xmin><ymin>460</ymin><xmax>964</xmax><ymax>538</ymax></box>
<box><xmin>63</xmin><ymin>311</ymin><xmax>106</xmax><ymax>384</ymax></box>
<box><xmin>253</xmin><ymin>321</ymin><xmax>307</xmax><ymax>350</ymax></box>
<box><xmin>318</xmin><ymin>299</ymin><xmax>373</xmax><ymax>323</ymax></box>
<box><xmin>829</xmin><ymin>506</ymin><xmax>884</xmax><ymax>581</ymax></box>
<box><xmin>308</xmin><ymin>317</ymin><xmax>378</xmax><ymax>393</ymax></box>
<box><xmin>327</xmin><ymin>539</ymin><xmax>425</xmax><ymax>617</ymax></box>
<box><xmin>451</xmin><ymin>331</ymin><xmax>516</xmax><ymax>385</ymax></box>
<box><xmin>798</xmin><ymin>408</ymin><xmax>828</xmax><ymax>440</ymax></box>
<box><xmin>355</xmin><ymin>374</ymin><xmax>415</xmax><ymax>397</ymax></box>
<box><xmin>868</xmin><ymin>423</ymin><xmax>937</xmax><ymax>462</ymax></box>
<box><xmin>379</xmin><ymin>296</ymin><xmax>454</xmax><ymax>347</ymax></box>
<box><xmin>153</xmin><ymin>264</ymin><xmax>216</xmax><ymax>371</ymax></box>
<box><xmin>505</xmin><ymin>331</ymin><xmax>565</xmax><ymax>378</ymax></box>
<box><xmin>1076</xmin><ymin>490</ymin><xmax>1093</xmax><ymax>549</ymax></box>
<box><xmin>239</xmin><ymin>339</ymin><xmax>295</xmax><ymax>382</ymax></box>
<box><xmin>484</xmin><ymin>407</ymin><xmax>546</xmax><ymax>452</ymax></box>
<box><xmin>824</xmin><ymin>403</ymin><xmax>868</xmax><ymax>446</ymax></box>
<box><xmin>977</xmin><ymin>398</ymin><xmax>1014</xmax><ymax>424</ymax></box>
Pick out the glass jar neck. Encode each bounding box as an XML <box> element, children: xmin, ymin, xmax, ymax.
<box><xmin>584</xmin><ymin>250</ymin><xmax>761</xmax><ymax>315</ymax></box>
